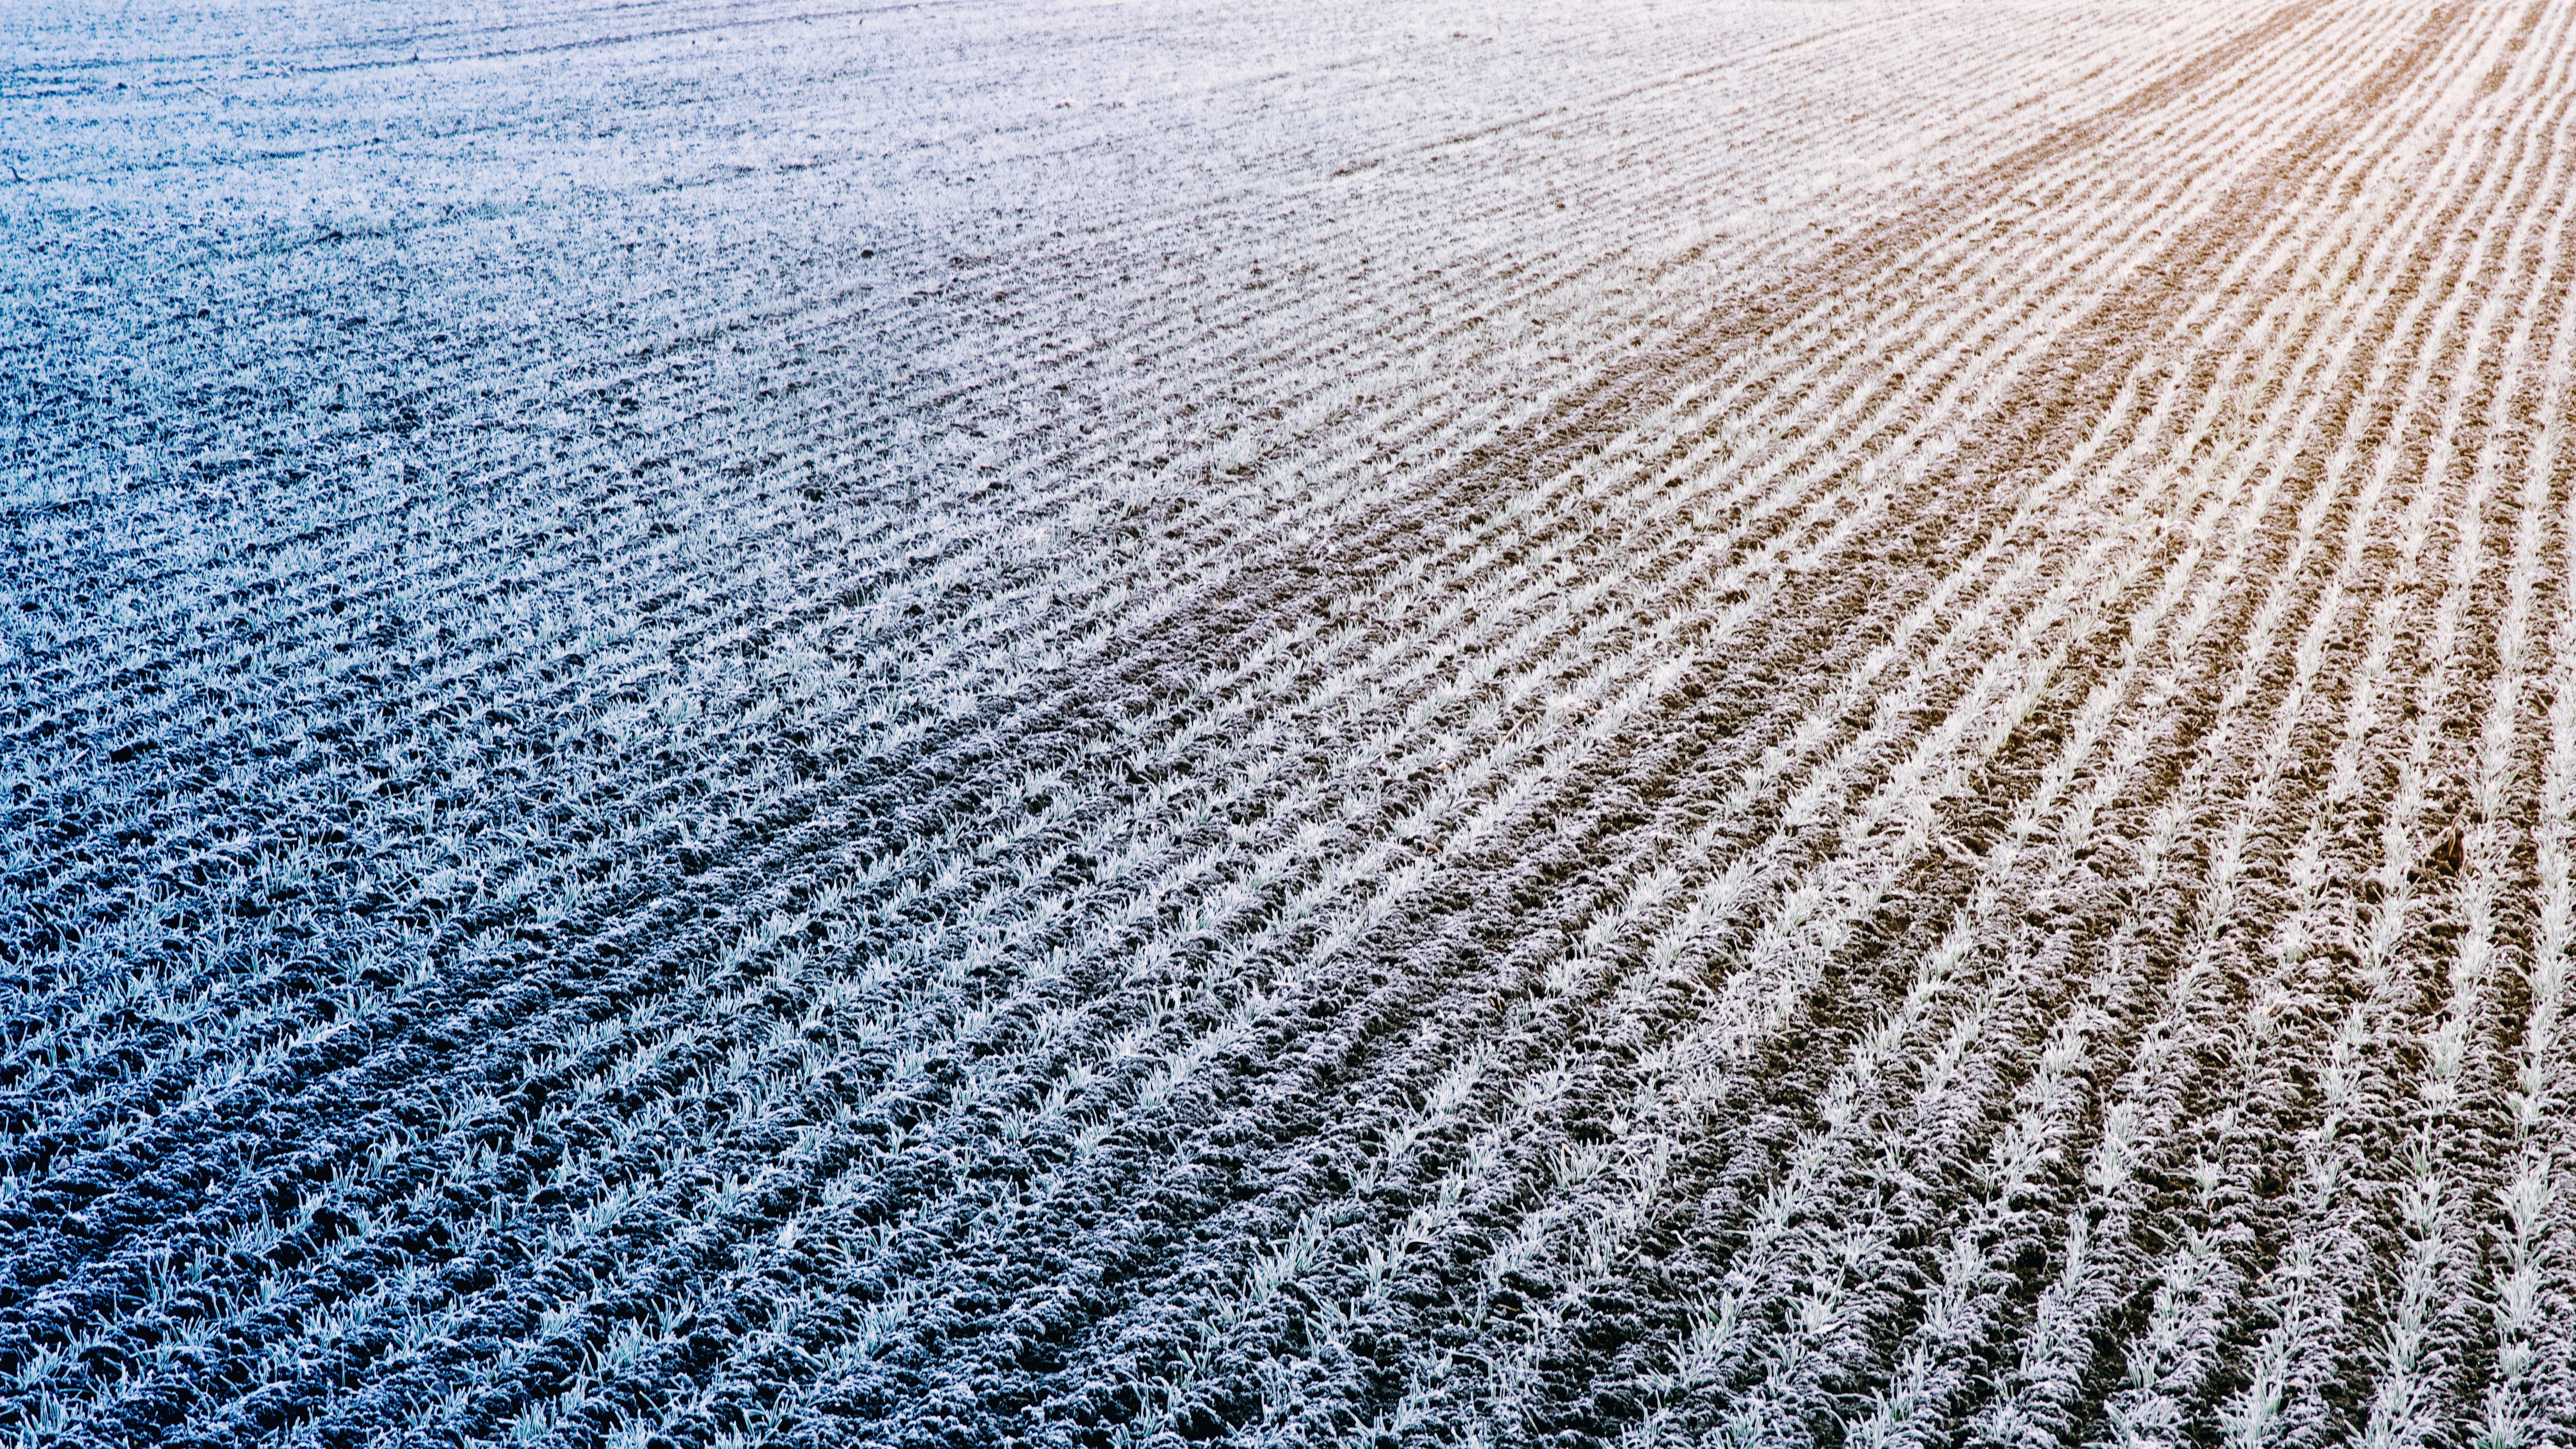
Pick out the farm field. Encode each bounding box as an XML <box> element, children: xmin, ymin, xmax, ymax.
<box><xmin>11</xmin><ymin>0</ymin><xmax>2576</xmax><ymax>1443</ymax></box>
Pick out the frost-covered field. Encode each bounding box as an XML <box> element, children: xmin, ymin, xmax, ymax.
<box><xmin>9</xmin><ymin>0</ymin><xmax>2576</xmax><ymax>1443</ymax></box>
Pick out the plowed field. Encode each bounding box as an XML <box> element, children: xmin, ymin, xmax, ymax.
<box><xmin>9</xmin><ymin>0</ymin><xmax>2576</xmax><ymax>1444</ymax></box>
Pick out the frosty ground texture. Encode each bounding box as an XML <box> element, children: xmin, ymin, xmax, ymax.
<box><xmin>9</xmin><ymin>0</ymin><xmax>2576</xmax><ymax>1443</ymax></box>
